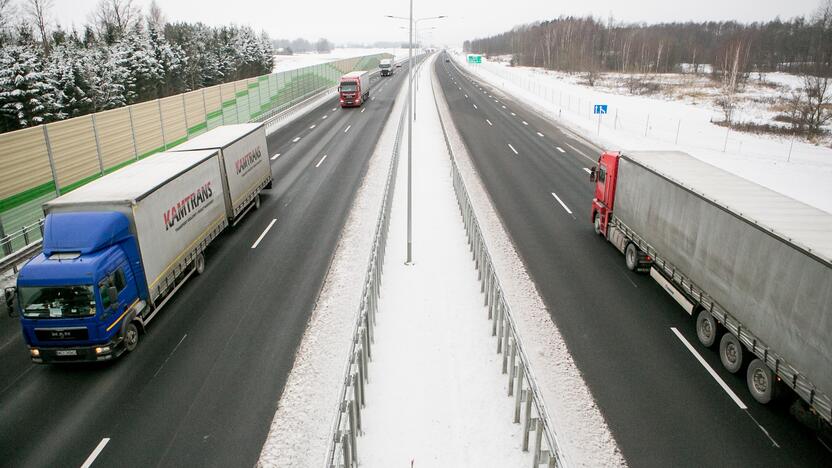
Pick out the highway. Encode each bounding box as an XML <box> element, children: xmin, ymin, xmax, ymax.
<box><xmin>434</xmin><ymin>53</ymin><xmax>831</xmax><ymax>467</ymax></box>
<box><xmin>0</xmin><ymin>60</ymin><xmax>414</xmax><ymax>467</ymax></box>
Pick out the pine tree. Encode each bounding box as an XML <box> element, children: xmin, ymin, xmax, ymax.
<box><xmin>50</xmin><ymin>46</ymin><xmax>94</xmax><ymax>117</ymax></box>
<box><xmin>0</xmin><ymin>46</ymin><xmax>61</xmax><ymax>132</ymax></box>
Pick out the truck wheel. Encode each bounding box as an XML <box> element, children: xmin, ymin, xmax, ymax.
<box><xmin>254</xmin><ymin>194</ymin><xmax>261</xmax><ymax>210</ymax></box>
<box><xmin>719</xmin><ymin>332</ymin><xmax>744</xmax><ymax>373</ymax></box>
<box><xmin>195</xmin><ymin>253</ymin><xmax>205</xmax><ymax>275</ymax></box>
<box><xmin>593</xmin><ymin>213</ymin><xmax>602</xmax><ymax>236</ymax></box>
<box><xmin>747</xmin><ymin>358</ymin><xmax>777</xmax><ymax>404</ymax></box>
<box><xmin>625</xmin><ymin>243</ymin><xmax>639</xmax><ymax>271</ymax></box>
<box><xmin>695</xmin><ymin>310</ymin><xmax>718</xmax><ymax>347</ymax></box>
<box><xmin>124</xmin><ymin>322</ymin><xmax>139</xmax><ymax>353</ymax></box>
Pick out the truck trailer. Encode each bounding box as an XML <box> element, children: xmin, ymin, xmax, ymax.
<box><xmin>339</xmin><ymin>71</ymin><xmax>371</xmax><ymax>107</ymax></box>
<box><xmin>171</xmin><ymin>123</ymin><xmax>272</xmax><ymax>225</ymax></box>
<box><xmin>6</xmin><ymin>150</ymin><xmax>228</xmax><ymax>363</ymax></box>
<box><xmin>379</xmin><ymin>58</ymin><xmax>394</xmax><ymax>76</ymax></box>
<box><xmin>590</xmin><ymin>151</ymin><xmax>832</xmax><ymax>426</ymax></box>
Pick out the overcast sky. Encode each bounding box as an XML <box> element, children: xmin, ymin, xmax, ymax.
<box><xmin>51</xmin><ymin>0</ymin><xmax>825</xmax><ymax>47</ymax></box>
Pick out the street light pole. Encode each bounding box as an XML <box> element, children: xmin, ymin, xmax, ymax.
<box><xmin>406</xmin><ymin>0</ymin><xmax>413</xmax><ymax>264</ymax></box>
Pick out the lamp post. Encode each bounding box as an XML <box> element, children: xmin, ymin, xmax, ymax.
<box><xmin>385</xmin><ymin>13</ymin><xmax>445</xmax><ymax>265</ymax></box>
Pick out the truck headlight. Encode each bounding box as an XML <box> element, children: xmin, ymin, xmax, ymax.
<box><xmin>30</xmin><ymin>348</ymin><xmax>40</xmax><ymax>357</ymax></box>
<box><xmin>95</xmin><ymin>346</ymin><xmax>111</xmax><ymax>355</ymax></box>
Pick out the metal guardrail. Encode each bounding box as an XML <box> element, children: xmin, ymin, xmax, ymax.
<box><xmin>433</xmin><ymin>63</ymin><xmax>569</xmax><ymax>468</ymax></box>
<box><xmin>0</xmin><ymin>219</ymin><xmax>45</xmax><ymax>275</ymax></box>
<box><xmin>323</xmin><ymin>102</ymin><xmax>406</xmax><ymax>468</ymax></box>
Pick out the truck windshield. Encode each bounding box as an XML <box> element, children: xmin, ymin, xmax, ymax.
<box><xmin>341</xmin><ymin>82</ymin><xmax>357</xmax><ymax>92</ymax></box>
<box><xmin>380</xmin><ymin>64</ymin><xmax>391</xmax><ymax>68</ymax></box>
<box><xmin>19</xmin><ymin>286</ymin><xmax>96</xmax><ymax>319</ymax></box>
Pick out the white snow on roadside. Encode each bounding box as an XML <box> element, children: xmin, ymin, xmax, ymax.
<box><xmin>451</xmin><ymin>51</ymin><xmax>832</xmax><ymax>214</ymax></box>
<box><xmin>359</xmin><ymin>55</ymin><xmax>532</xmax><ymax>467</ymax></box>
<box><xmin>434</xmin><ymin>59</ymin><xmax>627</xmax><ymax>467</ymax></box>
<box><xmin>257</xmin><ymin>62</ymin><xmax>411</xmax><ymax>467</ymax></box>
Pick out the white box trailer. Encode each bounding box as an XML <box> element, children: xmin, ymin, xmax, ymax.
<box><xmin>43</xmin><ymin>150</ymin><xmax>228</xmax><ymax>306</ymax></box>
<box><xmin>172</xmin><ymin>123</ymin><xmax>272</xmax><ymax>223</ymax></box>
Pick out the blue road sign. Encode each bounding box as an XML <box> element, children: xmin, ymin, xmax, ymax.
<box><xmin>594</xmin><ymin>104</ymin><xmax>608</xmax><ymax>114</ymax></box>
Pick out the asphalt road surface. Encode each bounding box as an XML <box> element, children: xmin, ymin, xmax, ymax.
<box><xmin>0</xmin><ymin>59</ymin><xmax>416</xmax><ymax>468</ymax></box>
<box><xmin>435</xmin><ymin>53</ymin><xmax>831</xmax><ymax>467</ymax></box>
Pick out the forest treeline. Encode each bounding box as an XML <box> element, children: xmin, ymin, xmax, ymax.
<box><xmin>0</xmin><ymin>0</ymin><xmax>274</xmax><ymax>133</ymax></box>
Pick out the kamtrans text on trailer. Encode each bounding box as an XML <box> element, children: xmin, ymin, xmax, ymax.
<box><xmin>6</xmin><ymin>150</ymin><xmax>228</xmax><ymax>363</ymax></box>
<box><xmin>589</xmin><ymin>150</ymin><xmax>832</xmax><ymax>428</ymax></box>
<box><xmin>339</xmin><ymin>71</ymin><xmax>371</xmax><ymax>107</ymax></box>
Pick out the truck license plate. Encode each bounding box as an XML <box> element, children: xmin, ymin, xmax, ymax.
<box><xmin>56</xmin><ymin>350</ymin><xmax>77</xmax><ymax>356</ymax></box>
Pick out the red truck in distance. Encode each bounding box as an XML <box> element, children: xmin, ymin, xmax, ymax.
<box><xmin>339</xmin><ymin>71</ymin><xmax>371</xmax><ymax>108</ymax></box>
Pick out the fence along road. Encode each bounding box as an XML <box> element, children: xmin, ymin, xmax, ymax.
<box><xmin>0</xmin><ymin>57</ymin><xmax>416</xmax><ymax>468</ymax></box>
<box><xmin>0</xmin><ymin>53</ymin><xmax>391</xmax><ymax>258</ymax></box>
<box><xmin>435</xmin><ymin>55</ymin><xmax>832</xmax><ymax>466</ymax></box>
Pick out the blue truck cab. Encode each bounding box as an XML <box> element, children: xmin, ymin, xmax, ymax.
<box><xmin>11</xmin><ymin>212</ymin><xmax>148</xmax><ymax>363</ymax></box>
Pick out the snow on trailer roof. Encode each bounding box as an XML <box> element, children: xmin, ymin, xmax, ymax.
<box><xmin>623</xmin><ymin>151</ymin><xmax>832</xmax><ymax>265</ymax></box>
<box><xmin>172</xmin><ymin>123</ymin><xmax>262</xmax><ymax>151</ymax></box>
<box><xmin>45</xmin><ymin>149</ymin><xmax>219</xmax><ymax>207</ymax></box>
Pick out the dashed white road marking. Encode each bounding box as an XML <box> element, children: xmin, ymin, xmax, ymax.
<box><xmin>511</xmin><ymin>112</ymin><xmax>516</xmax><ymax>116</ymax></box>
<box><xmin>251</xmin><ymin>219</ymin><xmax>277</xmax><ymax>249</ymax></box>
<box><xmin>465</xmin><ymin>94</ymin><xmax>468</xmax><ymax>98</ymax></box>
<box><xmin>502</xmin><ymin>105</ymin><xmax>506</xmax><ymax>109</ymax></box>
<box><xmin>522</xmin><ymin>121</ymin><xmax>529</xmax><ymax>126</ymax></box>
<box><xmin>473</xmin><ymin>104</ymin><xmax>478</xmax><ymax>109</ymax></box>
<box><xmin>271</xmin><ymin>153</ymin><xmax>281</xmax><ymax>161</ymax></box>
<box><xmin>583</xmin><ymin>167</ymin><xmax>592</xmax><ymax>174</ymax></box>
<box><xmin>332</xmin><ymin>107</ymin><xmax>337</xmax><ymax>111</ymax></box>
<box><xmin>507</xmin><ymin>143</ymin><xmax>518</xmax><ymax>155</ymax></box>
<box><xmin>551</xmin><ymin>192</ymin><xmax>574</xmax><ymax>215</ymax></box>
<box><xmin>671</xmin><ymin>327</ymin><xmax>748</xmax><ymax>410</ymax></box>
<box><xmin>556</xmin><ymin>146</ymin><xmax>566</xmax><ymax>153</ymax></box>
<box><xmin>292</xmin><ymin>137</ymin><xmax>300</xmax><ymax>143</ymax></box>
<box><xmin>361</xmin><ymin>108</ymin><xmax>366</xmax><ymax>113</ymax></box>
<box><xmin>81</xmin><ymin>438</ymin><xmax>111</xmax><ymax>468</ymax></box>
<box><xmin>344</xmin><ymin>125</ymin><xmax>351</xmax><ymax>133</ymax></box>
<box><xmin>322</xmin><ymin>115</ymin><xmax>328</xmax><ymax>119</ymax></box>
<box><xmin>486</xmin><ymin>119</ymin><xmax>492</xmax><ymax>126</ymax></box>
<box><xmin>310</xmin><ymin>124</ymin><xmax>316</xmax><ymax>129</ymax></box>
<box><xmin>315</xmin><ymin>154</ymin><xmax>328</xmax><ymax>168</ymax></box>
<box><xmin>537</xmin><ymin>132</ymin><xmax>544</xmax><ymax>137</ymax></box>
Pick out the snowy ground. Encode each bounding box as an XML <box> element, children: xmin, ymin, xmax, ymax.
<box><xmin>358</xmin><ymin>55</ymin><xmax>533</xmax><ymax>467</ymax></box>
<box><xmin>452</xmin><ymin>51</ymin><xmax>832</xmax><ymax>214</ymax></box>
<box><xmin>272</xmin><ymin>48</ymin><xmax>417</xmax><ymax>73</ymax></box>
<box><xmin>257</xmin><ymin>57</ymin><xmax>411</xmax><ymax>467</ymax></box>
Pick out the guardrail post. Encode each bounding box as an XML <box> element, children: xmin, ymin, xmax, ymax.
<box><xmin>508</xmin><ymin>339</ymin><xmax>517</xmax><ymax>396</ymax></box>
<box><xmin>1</xmin><ymin>235</ymin><xmax>10</xmax><ymax>257</ymax></box>
<box><xmin>522</xmin><ymin>384</ymin><xmax>533</xmax><ymax>451</ymax></box>
<box><xmin>348</xmin><ymin>400</ymin><xmax>359</xmax><ymax>462</ymax></box>
<box><xmin>501</xmin><ymin>319</ymin><xmax>510</xmax><ymax>372</ymax></box>
<box><xmin>354</xmin><ymin>370</ymin><xmax>363</xmax><ymax>423</ymax></box>
<box><xmin>496</xmin><ymin>306</ymin><xmax>505</xmax><ymax>352</ymax></box>
<box><xmin>533</xmin><ymin>411</ymin><xmax>544</xmax><ymax>466</ymax></box>
<box><xmin>492</xmin><ymin>300</ymin><xmax>500</xmax><ymax>336</ymax></box>
<box><xmin>22</xmin><ymin>225</ymin><xmax>30</xmax><ymax>245</ymax></box>
<box><xmin>341</xmin><ymin>433</ymin><xmax>352</xmax><ymax>468</ymax></box>
<box><xmin>514</xmin><ymin>366</ymin><xmax>524</xmax><ymax>423</ymax></box>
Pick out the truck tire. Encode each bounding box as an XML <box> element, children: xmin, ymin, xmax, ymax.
<box><xmin>695</xmin><ymin>310</ymin><xmax>718</xmax><ymax>348</ymax></box>
<box><xmin>254</xmin><ymin>194</ymin><xmax>261</xmax><ymax>210</ymax></box>
<box><xmin>195</xmin><ymin>253</ymin><xmax>205</xmax><ymax>275</ymax></box>
<box><xmin>719</xmin><ymin>332</ymin><xmax>744</xmax><ymax>373</ymax></box>
<box><xmin>123</xmin><ymin>322</ymin><xmax>139</xmax><ymax>353</ymax></box>
<box><xmin>747</xmin><ymin>358</ymin><xmax>777</xmax><ymax>404</ymax></box>
<box><xmin>593</xmin><ymin>213</ymin><xmax>602</xmax><ymax>236</ymax></box>
<box><xmin>625</xmin><ymin>243</ymin><xmax>639</xmax><ymax>271</ymax></box>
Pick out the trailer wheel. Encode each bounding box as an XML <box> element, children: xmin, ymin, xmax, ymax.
<box><xmin>254</xmin><ymin>194</ymin><xmax>261</xmax><ymax>210</ymax></box>
<box><xmin>195</xmin><ymin>253</ymin><xmax>205</xmax><ymax>275</ymax></box>
<box><xmin>124</xmin><ymin>322</ymin><xmax>139</xmax><ymax>353</ymax></box>
<box><xmin>625</xmin><ymin>243</ymin><xmax>639</xmax><ymax>271</ymax></box>
<box><xmin>695</xmin><ymin>310</ymin><xmax>718</xmax><ymax>348</ymax></box>
<box><xmin>719</xmin><ymin>332</ymin><xmax>744</xmax><ymax>373</ymax></box>
<box><xmin>747</xmin><ymin>358</ymin><xmax>777</xmax><ymax>404</ymax></box>
<box><xmin>593</xmin><ymin>213</ymin><xmax>602</xmax><ymax>236</ymax></box>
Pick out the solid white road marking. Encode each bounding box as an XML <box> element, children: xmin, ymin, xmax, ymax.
<box><xmin>550</xmin><ymin>192</ymin><xmax>573</xmax><ymax>215</ymax></box>
<box><xmin>310</xmin><ymin>124</ymin><xmax>316</xmax><ymax>129</ymax></box>
<box><xmin>486</xmin><ymin>119</ymin><xmax>492</xmax><ymax>126</ymax></box>
<box><xmin>152</xmin><ymin>334</ymin><xmax>187</xmax><ymax>379</ymax></box>
<box><xmin>583</xmin><ymin>167</ymin><xmax>592</xmax><ymax>174</ymax></box>
<box><xmin>556</xmin><ymin>146</ymin><xmax>566</xmax><ymax>153</ymax></box>
<box><xmin>80</xmin><ymin>438</ymin><xmax>110</xmax><ymax>468</ymax></box>
<box><xmin>537</xmin><ymin>132</ymin><xmax>544</xmax><ymax>137</ymax></box>
<box><xmin>473</xmin><ymin>104</ymin><xmax>478</xmax><ymax>109</ymax></box>
<box><xmin>344</xmin><ymin>125</ymin><xmax>351</xmax><ymax>133</ymax></box>
<box><xmin>522</xmin><ymin>121</ymin><xmax>529</xmax><ymax>126</ymax></box>
<box><xmin>316</xmin><ymin>154</ymin><xmax>328</xmax><ymax>168</ymax></box>
<box><xmin>292</xmin><ymin>137</ymin><xmax>300</xmax><ymax>143</ymax></box>
<box><xmin>671</xmin><ymin>327</ymin><xmax>748</xmax><ymax>409</ymax></box>
<box><xmin>565</xmin><ymin>142</ymin><xmax>596</xmax><ymax>162</ymax></box>
<box><xmin>251</xmin><ymin>219</ymin><xmax>277</xmax><ymax>249</ymax></box>
<box><xmin>507</xmin><ymin>143</ymin><xmax>518</xmax><ymax>155</ymax></box>
<box><xmin>270</xmin><ymin>153</ymin><xmax>281</xmax><ymax>161</ymax></box>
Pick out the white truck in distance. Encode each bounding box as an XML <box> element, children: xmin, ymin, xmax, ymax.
<box><xmin>379</xmin><ymin>58</ymin><xmax>394</xmax><ymax>76</ymax></box>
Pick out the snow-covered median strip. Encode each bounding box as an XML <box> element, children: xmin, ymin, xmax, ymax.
<box><xmin>434</xmin><ymin>57</ymin><xmax>627</xmax><ymax>467</ymax></box>
<box><xmin>358</xmin><ymin>55</ymin><xmax>534</xmax><ymax>467</ymax></box>
<box><xmin>256</xmin><ymin>63</ymin><xmax>410</xmax><ymax>468</ymax></box>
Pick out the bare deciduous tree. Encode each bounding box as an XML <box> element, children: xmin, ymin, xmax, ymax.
<box><xmin>90</xmin><ymin>0</ymin><xmax>140</xmax><ymax>43</ymax></box>
<box><xmin>24</xmin><ymin>0</ymin><xmax>53</xmax><ymax>56</ymax></box>
<box><xmin>147</xmin><ymin>0</ymin><xmax>165</xmax><ymax>30</ymax></box>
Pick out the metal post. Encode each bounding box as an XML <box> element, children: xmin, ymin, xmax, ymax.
<box><xmin>533</xmin><ymin>414</ymin><xmax>544</xmax><ymax>467</ymax></box>
<box><xmin>181</xmin><ymin>93</ymin><xmax>190</xmax><ymax>137</ymax></box>
<box><xmin>597</xmin><ymin>113</ymin><xmax>602</xmax><ymax>135</ymax></box>
<box><xmin>90</xmin><ymin>114</ymin><xmax>105</xmax><ymax>175</ymax></box>
<box><xmin>674</xmin><ymin>120</ymin><xmax>681</xmax><ymax>144</ymax></box>
<box><xmin>514</xmin><ymin>365</ymin><xmax>524</xmax><ymax>423</ymax></box>
<box><xmin>614</xmin><ymin>109</ymin><xmax>618</xmax><ymax>130</ymax></box>
<box><xmin>341</xmin><ymin>433</ymin><xmax>352</xmax><ymax>468</ymax></box>
<box><xmin>200</xmin><ymin>88</ymin><xmax>209</xmax><ymax>131</ymax></box>
<box><xmin>522</xmin><ymin>384</ymin><xmax>533</xmax><ymax>451</ymax></box>
<box><xmin>42</xmin><ymin>125</ymin><xmax>61</xmax><ymax>195</ymax></box>
<box><xmin>508</xmin><ymin>340</ymin><xmax>517</xmax><ymax>396</ymax></box>
<box><xmin>722</xmin><ymin>127</ymin><xmax>730</xmax><ymax>152</ymax></box>
<box><xmin>406</xmin><ymin>0</ymin><xmax>414</xmax><ymax>265</ymax></box>
<box><xmin>787</xmin><ymin>138</ymin><xmax>794</xmax><ymax>162</ymax></box>
<box><xmin>348</xmin><ymin>400</ymin><xmax>358</xmax><ymax>462</ymax></box>
<box><xmin>644</xmin><ymin>113</ymin><xmax>650</xmax><ymax>137</ymax></box>
<box><xmin>127</xmin><ymin>106</ymin><xmax>139</xmax><ymax>159</ymax></box>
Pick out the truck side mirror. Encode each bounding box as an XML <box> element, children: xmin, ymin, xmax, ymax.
<box><xmin>589</xmin><ymin>166</ymin><xmax>598</xmax><ymax>183</ymax></box>
<box><xmin>107</xmin><ymin>286</ymin><xmax>118</xmax><ymax>309</ymax></box>
<box><xmin>4</xmin><ymin>287</ymin><xmax>18</xmax><ymax>317</ymax></box>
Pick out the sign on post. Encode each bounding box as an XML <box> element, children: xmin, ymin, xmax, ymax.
<box><xmin>467</xmin><ymin>54</ymin><xmax>482</xmax><ymax>64</ymax></box>
<box><xmin>593</xmin><ymin>104</ymin><xmax>608</xmax><ymax>114</ymax></box>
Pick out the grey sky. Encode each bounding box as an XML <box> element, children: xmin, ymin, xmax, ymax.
<box><xmin>51</xmin><ymin>0</ymin><xmax>825</xmax><ymax>47</ymax></box>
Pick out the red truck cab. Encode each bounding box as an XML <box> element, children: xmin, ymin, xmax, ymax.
<box><xmin>338</xmin><ymin>71</ymin><xmax>370</xmax><ymax>108</ymax></box>
<box><xmin>590</xmin><ymin>151</ymin><xmax>621</xmax><ymax>236</ymax></box>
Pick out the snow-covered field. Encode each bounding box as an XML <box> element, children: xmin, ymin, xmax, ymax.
<box><xmin>453</xmin><ymin>51</ymin><xmax>832</xmax><ymax>214</ymax></box>
<box><xmin>272</xmin><ymin>48</ymin><xmax>417</xmax><ymax>73</ymax></box>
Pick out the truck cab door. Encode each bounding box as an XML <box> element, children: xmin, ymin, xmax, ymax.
<box><xmin>100</xmin><ymin>266</ymin><xmax>136</xmax><ymax>333</ymax></box>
